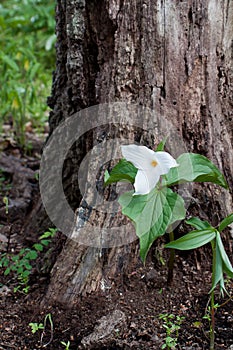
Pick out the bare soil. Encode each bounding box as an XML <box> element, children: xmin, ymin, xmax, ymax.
<box><xmin>0</xmin><ymin>134</ymin><xmax>232</xmax><ymax>350</ymax></box>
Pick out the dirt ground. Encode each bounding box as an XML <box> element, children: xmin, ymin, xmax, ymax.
<box><xmin>0</xmin><ymin>130</ymin><xmax>232</xmax><ymax>350</ymax></box>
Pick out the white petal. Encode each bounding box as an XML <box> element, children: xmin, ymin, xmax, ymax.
<box><xmin>134</xmin><ymin>168</ymin><xmax>160</xmax><ymax>195</ymax></box>
<box><xmin>154</xmin><ymin>151</ymin><xmax>178</xmax><ymax>175</ymax></box>
<box><xmin>121</xmin><ymin>145</ymin><xmax>155</xmax><ymax>170</ymax></box>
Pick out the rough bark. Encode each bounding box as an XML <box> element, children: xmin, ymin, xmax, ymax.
<box><xmin>42</xmin><ymin>0</ymin><xmax>233</xmax><ymax>304</ymax></box>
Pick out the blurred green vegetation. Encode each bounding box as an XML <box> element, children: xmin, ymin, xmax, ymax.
<box><xmin>0</xmin><ymin>0</ymin><xmax>56</xmax><ymax>146</ymax></box>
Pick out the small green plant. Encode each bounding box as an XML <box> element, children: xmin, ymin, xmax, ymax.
<box><xmin>40</xmin><ymin>313</ymin><xmax>54</xmax><ymax>347</ymax></box>
<box><xmin>0</xmin><ymin>0</ymin><xmax>55</xmax><ymax>147</ymax></box>
<box><xmin>202</xmin><ymin>303</ymin><xmax>219</xmax><ymax>349</ymax></box>
<box><xmin>3</xmin><ymin>196</ymin><xmax>9</xmax><ymax>215</ymax></box>
<box><xmin>33</xmin><ymin>228</ymin><xmax>57</xmax><ymax>252</ymax></box>
<box><xmin>159</xmin><ymin>313</ymin><xmax>185</xmax><ymax>349</ymax></box>
<box><xmin>61</xmin><ymin>340</ymin><xmax>71</xmax><ymax>350</ymax></box>
<box><xmin>29</xmin><ymin>313</ymin><xmax>54</xmax><ymax>347</ymax></box>
<box><xmin>0</xmin><ymin>228</ymin><xmax>57</xmax><ymax>292</ymax></box>
<box><xmin>165</xmin><ymin>214</ymin><xmax>233</xmax><ymax>350</ymax></box>
<box><xmin>29</xmin><ymin>321</ymin><xmax>44</xmax><ymax>334</ymax></box>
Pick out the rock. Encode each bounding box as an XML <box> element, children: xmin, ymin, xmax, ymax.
<box><xmin>81</xmin><ymin>309</ymin><xmax>126</xmax><ymax>347</ymax></box>
<box><xmin>25</xmin><ymin>121</ymin><xmax>33</xmax><ymax>133</ymax></box>
<box><xmin>0</xmin><ymin>285</ymin><xmax>11</xmax><ymax>297</ymax></box>
<box><xmin>0</xmin><ymin>233</ymin><xmax>8</xmax><ymax>242</ymax></box>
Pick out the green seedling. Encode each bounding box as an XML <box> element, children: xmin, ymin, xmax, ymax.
<box><xmin>159</xmin><ymin>313</ymin><xmax>185</xmax><ymax>349</ymax></box>
<box><xmin>0</xmin><ymin>228</ymin><xmax>57</xmax><ymax>293</ymax></box>
<box><xmin>29</xmin><ymin>313</ymin><xmax>53</xmax><ymax>347</ymax></box>
<box><xmin>29</xmin><ymin>322</ymin><xmax>44</xmax><ymax>334</ymax></box>
<box><xmin>3</xmin><ymin>196</ymin><xmax>9</xmax><ymax>215</ymax></box>
<box><xmin>41</xmin><ymin>313</ymin><xmax>54</xmax><ymax>347</ymax></box>
<box><xmin>61</xmin><ymin>340</ymin><xmax>71</xmax><ymax>350</ymax></box>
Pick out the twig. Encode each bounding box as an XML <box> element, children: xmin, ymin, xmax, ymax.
<box><xmin>218</xmin><ymin>294</ymin><xmax>233</xmax><ymax>308</ymax></box>
<box><xmin>0</xmin><ymin>343</ymin><xmax>17</xmax><ymax>349</ymax></box>
<box><xmin>167</xmin><ymin>230</ymin><xmax>175</xmax><ymax>286</ymax></box>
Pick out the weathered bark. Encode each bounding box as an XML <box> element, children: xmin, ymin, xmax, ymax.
<box><xmin>42</xmin><ymin>0</ymin><xmax>233</xmax><ymax>304</ymax></box>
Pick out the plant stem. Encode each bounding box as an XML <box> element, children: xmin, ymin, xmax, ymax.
<box><xmin>167</xmin><ymin>230</ymin><xmax>175</xmax><ymax>286</ymax></box>
<box><xmin>210</xmin><ymin>290</ymin><xmax>215</xmax><ymax>350</ymax></box>
<box><xmin>210</xmin><ymin>240</ymin><xmax>216</xmax><ymax>350</ymax></box>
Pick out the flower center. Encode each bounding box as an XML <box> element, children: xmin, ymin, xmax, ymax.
<box><xmin>151</xmin><ymin>160</ymin><xmax>158</xmax><ymax>167</ymax></box>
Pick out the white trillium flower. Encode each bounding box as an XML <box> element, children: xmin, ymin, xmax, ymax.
<box><xmin>121</xmin><ymin>144</ymin><xmax>179</xmax><ymax>195</ymax></box>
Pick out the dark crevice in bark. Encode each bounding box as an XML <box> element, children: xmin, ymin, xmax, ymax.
<box><xmin>161</xmin><ymin>0</ymin><xmax>166</xmax><ymax>99</ymax></box>
<box><xmin>85</xmin><ymin>0</ymin><xmax>117</xmax><ymax>104</ymax></box>
<box><xmin>48</xmin><ymin>0</ymin><xmax>68</xmax><ymax>129</ymax></box>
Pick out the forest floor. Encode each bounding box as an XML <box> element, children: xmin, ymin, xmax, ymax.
<box><xmin>0</xmin><ymin>127</ymin><xmax>233</xmax><ymax>350</ymax></box>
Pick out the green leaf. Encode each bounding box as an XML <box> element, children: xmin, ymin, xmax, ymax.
<box><xmin>211</xmin><ymin>239</ymin><xmax>225</xmax><ymax>293</ymax></box>
<box><xmin>211</xmin><ymin>232</ymin><xmax>233</xmax><ymax>294</ymax></box>
<box><xmin>19</xmin><ymin>248</ymin><xmax>27</xmax><ymax>256</ymax></box>
<box><xmin>40</xmin><ymin>239</ymin><xmax>50</xmax><ymax>246</ymax></box>
<box><xmin>155</xmin><ymin>137</ymin><xmax>167</xmax><ymax>151</ymax></box>
<box><xmin>29</xmin><ymin>322</ymin><xmax>44</xmax><ymax>334</ymax></box>
<box><xmin>218</xmin><ymin>213</ymin><xmax>233</xmax><ymax>232</ymax></box>
<box><xmin>17</xmin><ymin>267</ymin><xmax>24</xmax><ymax>274</ymax></box>
<box><xmin>29</xmin><ymin>62</ymin><xmax>40</xmax><ymax>81</ymax></box>
<box><xmin>216</xmin><ymin>232</ymin><xmax>233</xmax><ymax>278</ymax></box>
<box><xmin>23</xmin><ymin>261</ymin><xmax>32</xmax><ymax>270</ymax></box>
<box><xmin>39</xmin><ymin>228</ymin><xmax>57</xmax><ymax>239</ymax></box>
<box><xmin>168</xmin><ymin>192</ymin><xmax>186</xmax><ymax>227</ymax></box>
<box><xmin>12</xmin><ymin>255</ymin><xmax>19</xmax><ymax>262</ymax></box>
<box><xmin>25</xmin><ymin>250</ymin><xmax>38</xmax><ymax>260</ymax></box>
<box><xmin>22</xmin><ymin>270</ymin><xmax>30</xmax><ymax>278</ymax></box>
<box><xmin>165</xmin><ymin>229</ymin><xmax>216</xmax><ymax>250</ymax></box>
<box><xmin>104</xmin><ymin>170</ymin><xmax>110</xmax><ymax>183</ymax></box>
<box><xmin>119</xmin><ymin>187</ymin><xmax>186</xmax><ymax>261</ymax></box>
<box><xmin>164</xmin><ymin>153</ymin><xmax>228</xmax><ymax>189</ymax></box>
<box><xmin>33</xmin><ymin>243</ymin><xmax>43</xmax><ymax>252</ymax></box>
<box><xmin>186</xmin><ymin>217</ymin><xmax>213</xmax><ymax>230</ymax></box>
<box><xmin>1</xmin><ymin>54</ymin><xmax>19</xmax><ymax>71</ymax></box>
<box><xmin>4</xmin><ymin>267</ymin><xmax>11</xmax><ymax>276</ymax></box>
<box><xmin>3</xmin><ymin>258</ymin><xmax>10</xmax><ymax>267</ymax></box>
<box><xmin>104</xmin><ymin>159</ymin><xmax>137</xmax><ymax>186</ymax></box>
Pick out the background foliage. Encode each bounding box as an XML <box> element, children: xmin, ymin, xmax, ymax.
<box><xmin>0</xmin><ymin>0</ymin><xmax>56</xmax><ymax>144</ymax></box>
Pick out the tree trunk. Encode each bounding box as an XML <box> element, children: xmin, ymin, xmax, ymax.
<box><xmin>42</xmin><ymin>0</ymin><xmax>233</xmax><ymax>304</ymax></box>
